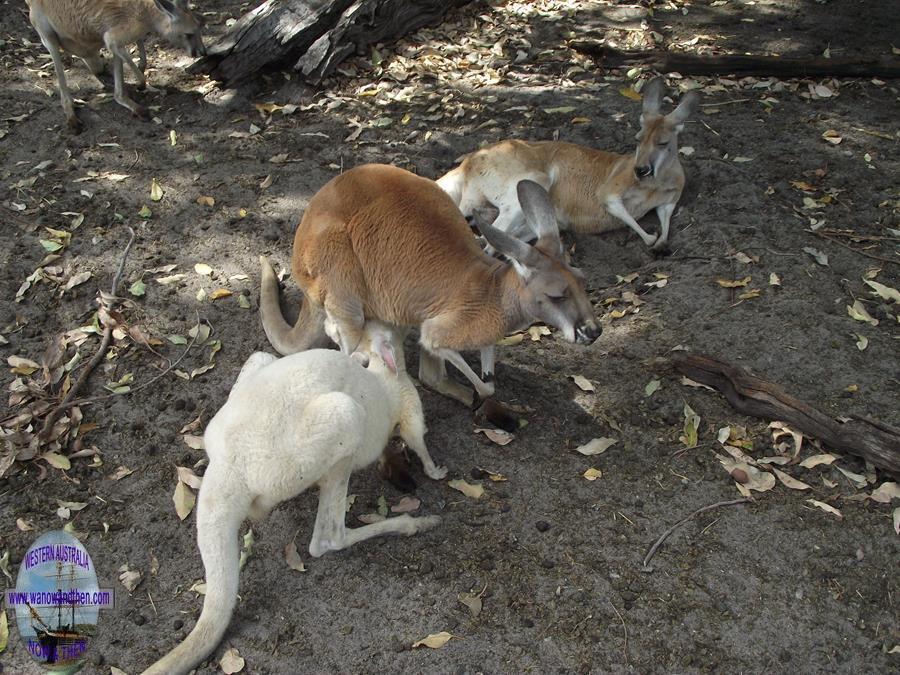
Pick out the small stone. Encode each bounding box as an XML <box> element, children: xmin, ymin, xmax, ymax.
<box><xmin>173</xmin><ymin>619</ymin><xmax>184</xmax><ymax>630</ymax></box>
<box><xmin>133</xmin><ymin>614</ymin><xmax>146</xmax><ymax>626</ymax></box>
<box><xmin>535</xmin><ymin>520</ymin><xmax>551</xmax><ymax>532</ymax></box>
<box><xmin>419</xmin><ymin>560</ymin><xmax>434</xmax><ymax>575</ymax></box>
<box><xmin>541</xmin><ymin>558</ymin><xmax>555</xmax><ymax>569</ymax></box>
<box><xmin>521</xmin><ymin>617</ymin><xmax>534</xmax><ymax>628</ymax></box>
<box><xmin>173</xmin><ymin>398</ymin><xmax>186</xmax><ymax>411</ymax></box>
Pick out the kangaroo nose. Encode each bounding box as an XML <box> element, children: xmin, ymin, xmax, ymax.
<box><xmin>635</xmin><ymin>165</ymin><xmax>653</xmax><ymax>179</ymax></box>
<box><xmin>575</xmin><ymin>322</ymin><xmax>602</xmax><ymax>345</ymax></box>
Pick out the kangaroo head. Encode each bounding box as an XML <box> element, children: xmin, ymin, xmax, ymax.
<box><xmin>633</xmin><ymin>78</ymin><xmax>699</xmax><ymax>180</ymax></box>
<box><xmin>153</xmin><ymin>0</ymin><xmax>206</xmax><ymax>58</ymax></box>
<box><xmin>325</xmin><ymin>316</ymin><xmax>404</xmax><ymax>375</ymax></box>
<box><xmin>481</xmin><ymin>180</ymin><xmax>601</xmax><ymax>345</ymax></box>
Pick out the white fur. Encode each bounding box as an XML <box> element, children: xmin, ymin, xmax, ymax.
<box><xmin>141</xmin><ymin>323</ymin><xmax>445</xmax><ymax>675</ymax></box>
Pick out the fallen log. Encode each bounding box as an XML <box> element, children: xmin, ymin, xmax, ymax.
<box><xmin>671</xmin><ymin>353</ymin><xmax>900</xmax><ymax>475</ymax></box>
<box><xmin>569</xmin><ymin>44</ymin><xmax>900</xmax><ymax>79</ymax></box>
<box><xmin>192</xmin><ymin>0</ymin><xmax>472</xmax><ymax>86</ymax></box>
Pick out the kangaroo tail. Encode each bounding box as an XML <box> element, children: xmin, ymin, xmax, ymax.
<box><xmin>258</xmin><ymin>255</ymin><xmax>330</xmax><ymax>355</ymax></box>
<box><xmin>141</xmin><ymin>472</ymin><xmax>251</xmax><ymax>675</ymax></box>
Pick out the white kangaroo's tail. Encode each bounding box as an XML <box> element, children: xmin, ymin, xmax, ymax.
<box><xmin>142</xmin><ymin>471</ymin><xmax>252</xmax><ymax>675</ymax></box>
<box><xmin>258</xmin><ymin>255</ymin><xmax>331</xmax><ymax>355</ymax></box>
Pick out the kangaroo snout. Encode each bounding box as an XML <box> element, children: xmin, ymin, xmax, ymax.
<box><xmin>575</xmin><ymin>321</ymin><xmax>602</xmax><ymax>345</ymax></box>
<box><xmin>634</xmin><ymin>164</ymin><xmax>653</xmax><ymax>179</ymax></box>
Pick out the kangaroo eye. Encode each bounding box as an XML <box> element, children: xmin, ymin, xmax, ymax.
<box><xmin>657</xmin><ymin>140</ymin><xmax>669</xmax><ymax>147</ymax></box>
<box><xmin>547</xmin><ymin>292</ymin><xmax>568</xmax><ymax>301</ymax></box>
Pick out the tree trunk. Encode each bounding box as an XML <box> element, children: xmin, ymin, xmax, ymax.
<box><xmin>191</xmin><ymin>0</ymin><xmax>472</xmax><ymax>86</ymax></box>
<box><xmin>671</xmin><ymin>353</ymin><xmax>900</xmax><ymax>475</ymax></box>
<box><xmin>570</xmin><ymin>44</ymin><xmax>900</xmax><ymax>79</ymax></box>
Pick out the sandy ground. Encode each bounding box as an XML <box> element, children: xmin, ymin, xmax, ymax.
<box><xmin>1</xmin><ymin>0</ymin><xmax>898</xmax><ymax>673</ymax></box>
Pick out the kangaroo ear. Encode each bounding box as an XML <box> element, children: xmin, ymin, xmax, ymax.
<box><xmin>516</xmin><ymin>180</ymin><xmax>562</xmax><ymax>254</ymax></box>
<box><xmin>367</xmin><ymin>323</ymin><xmax>398</xmax><ymax>374</ymax></box>
<box><xmin>154</xmin><ymin>0</ymin><xmax>177</xmax><ymax>17</ymax></box>
<box><xmin>479</xmin><ymin>220</ymin><xmax>541</xmax><ymax>272</ymax></box>
<box><xmin>377</xmin><ymin>338</ymin><xmax>398</xmax><ymax>375</ymax></box>
<box><xmin>669</xmin><ymin>90</ymin><xmax>700</xmax><ymax>128</ymax></box>
<box><xmin>641</xmin><ymin>77</ymin><xmax>664</xmax><ymax>116</ymax></box>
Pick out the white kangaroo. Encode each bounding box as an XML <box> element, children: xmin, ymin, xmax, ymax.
<box><xmin>141</xmin><ymin>320</ymin><xmax>445</xmax><ymax>675</ymax></box>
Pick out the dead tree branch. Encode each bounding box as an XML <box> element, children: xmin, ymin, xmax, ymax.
<box><xmin>671</xmin><ymin>353</ymin><xmax>900</xmax><ymax>475</ymax></box>
<box><xmin>570</xmin><ymin>44</ymin><xmax>900</xmax><ymax>79</ymax></box>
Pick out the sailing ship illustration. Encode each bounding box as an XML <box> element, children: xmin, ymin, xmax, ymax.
<box><xmin>23</xmin><ymin>559</ymin><xmax>94</xmax><ymax>666</ymax></box>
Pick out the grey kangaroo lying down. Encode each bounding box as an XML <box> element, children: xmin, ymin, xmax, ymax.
<box><xmin>142</xmin><ymin>320</ymin><xmax>445</xmax><ymax>675</ymax></box>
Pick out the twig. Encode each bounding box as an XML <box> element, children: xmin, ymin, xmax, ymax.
<box><xmin>700</xmin><ymin>98</ymin><xmax>752</xmax><ymax>107</ymax></box>
<box><xmin>56</xmin><ymin>328</ymin><xmax>198</xmax><ymax>410</ymax></box>
<box><xmin>641</xmin><ymin>498</ymin><xmax>751</xmax><ymax>570</ymax></box>
<box><xmin>809</xmin><ymin>230</ymin><xmax>900</xmax><ymax>267</ymax></box>
<box><xmin>38</xmin><ymin>227</ymin><xmax>136</xmax><ymax>440</ymax></box>
<box><xmin>609</xmin><ymin>600</ymin><xmax>628</xmax><ymax>665</ymax></box>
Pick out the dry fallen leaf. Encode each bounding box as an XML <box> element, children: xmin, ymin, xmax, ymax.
<box><xmin>821</xmin><ymin>129</ymin><xmax>842</xmax><ymax>144</ymax></box>
<box><xmin>528</xmin><ymin>325</ymin><xmax>551</xmax><ymax>341</ymax></box>
<box><xmin>802</xmin><ymin>247</ymin><xmax>829</xmax><ymax>266</ymax></box>
<box><xmin>173</xmin><ymin>480</ymin><xmax>196</xmax><ymax>520</ymax></box>
<box><xmin>209</xmin><ymin>288</ymin><xmax>233</xmax><ymax>301</ymax></box>
<box><xmin>582</xmin><ymin>467</ymin><xmax>603</xmax><ymax>481</ymax></box>
<box><xmin>458</xmin><ymin>591</ymin><xmax>483</xmax><ymax>617</ymax></box>
<box><xmin>863</xmin><ymin>279</ymin><xmax>900</xmax><ymax>303</ymax></box>
<box><xmin>870</xmin><ymin>482</ymin><xmax>900</xmax><ymax>503</ymax></box>
<box><xmin>799</xmin><ymin>453</ymin><xmax>839</xmax><ymax>469</ymax></box>
<box><xmin>716</xmin><ymin>276</ymin><xmax>751</xmax><ymax>288</ymax></box>
<box><xmin>108</xmin><ymin>465</ymin><xmax>134</xmax><ymax>481</ymax></box>
<box><xmin>196</xmin><ymin>195</ymin><xmax>215</xmax><ymax>207</ymax></box>
<box><xmin>772</xmin><ymin>467</ymin><xmax>812</xmax><ymax>491</ymax></box>
<box><xmin>182</xmin><ymin>434</ymin><xmax>205</xmax><ymax>450</ymax></box>
<box><xmin>836</xmin><ymin>466</ymin><xmax>867</xmax><ymax>489</ymax></box>
<box><xmin>194</xmin><ymin>263</ymin><xmax>214</xmax><ymax>276</ymax></box>
<box><xmin>176</xmin><ymin>466</ymin><xmax>203</xmax><ymax>490</ymax></box>
<box><xmin>118</xmin><ymin>564</ymin><xmax>142</xmax><ymax>592</ymax></box>
<box><xmin>807</xmin><ymin>499</ymin><xmax>843</xmax><ymax>519</ymax></box>
<box><xmin>391</xmin><ymin>496</ymin><xmax>421</xmax><ymax>513</ymax></box>
<box><xmin>448</xmin><ymin>479</ymin><xmax>484</xmax><ymax>499</ymax></box>
<box><xmin>847</xmin><ymin>300</ymin><xmax>878</xmax><ymax>326</ymax></box>
<box><xmin>150</xmin><ymin>178</ymin><xmax>164</xmax><ymax>201</ymax></box>
<box><xmin>719</xmin><ymin>456</ymin><xmax>775</xmax><ymax>492</ymax></box>
<box><xmin>412</xmin><ymin>631</ymin><xmax>455</xmax><ymax>649</ymax></box>
<box><xmin>574</xmin><ymin>437</ymin><xmax>617</xmax><ymax>456</ymax></box>
<box><xmin>893</xmin><ymin>507</ymin><xmax>899</xmax><ymax>535</ymax></box>
<box><xmin>474</xmin><ymin>427</ymin><xmax>514</xmax><ymax>446</ymax></box>
<box><xmin>284</xmin><ymin>541</ymin><xmax>307</xmax><ymax>572</ymax></box>
<box><xmin>644</xmin><ymin>378</ymin><xmax>661</xmax><ymax>397</ymax></box>
<box><xmin>570</xmin><ymin>374</ymin><xmax>595</xmax><ymax>392</ymax></box>
<box><xmin>220</xmin><ymin>647</ymin><xmax>245</xmax><ymax>674</ymax></box>
<box><xmin>679</xmin><ymin>402</ymin><xmax>700</xmax><ymax>449</ymax></box>
<box><xmin>497</xmin><ymin>333</ymin><xmax>524</xmax><ymax>346</ymax></box>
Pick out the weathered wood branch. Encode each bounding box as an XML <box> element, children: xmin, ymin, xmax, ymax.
<box><xmin>672</xmin><ymin>353</ymin><xmax>900</xmax><ymax>475</ymax></box>
<box><xmin>570</xmin><ymin>44</ymin><xmax>900</xmax><ymax>79</ymax></box>
<box><xmin>192</xmin><ymin>0</ymin><xmax>472</xmax><ymax>86</ymax></box>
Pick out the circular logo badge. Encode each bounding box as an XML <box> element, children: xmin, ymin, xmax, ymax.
<box><xmin>7</xmin><ymin>530</ymin><xmax>110</xmax><ymax>670</ymax></box>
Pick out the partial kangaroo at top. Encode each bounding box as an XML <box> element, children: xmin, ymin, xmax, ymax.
<box><xmin>259</xmin><ymin>164</ymin><xmax>601</xmax><ymax>407</ymax></box>
<box><xmin>437</xmin><ymin>77</ymin><xmax>699</xmax><ymax>252</ymax></box>
<box><xmin>27</xmin><ymin>0</ymin><xmax>206</xmax><ymax>132</ymax></box>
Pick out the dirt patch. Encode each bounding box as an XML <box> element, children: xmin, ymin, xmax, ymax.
<box><xmin>1</xmin><ymin>1</ymin><xmax>898</xmax><ymax>673</ymax></box>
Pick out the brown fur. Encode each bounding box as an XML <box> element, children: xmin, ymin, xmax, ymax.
<box><xmin>438</xmin><ymin>78</ymin><xmax>699</xmax><ymax>251</ymax></box>
<box><xmin>259</xmin><ymin>164</ymin><xmax>600</xmax><ymax>405</ymax></box>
